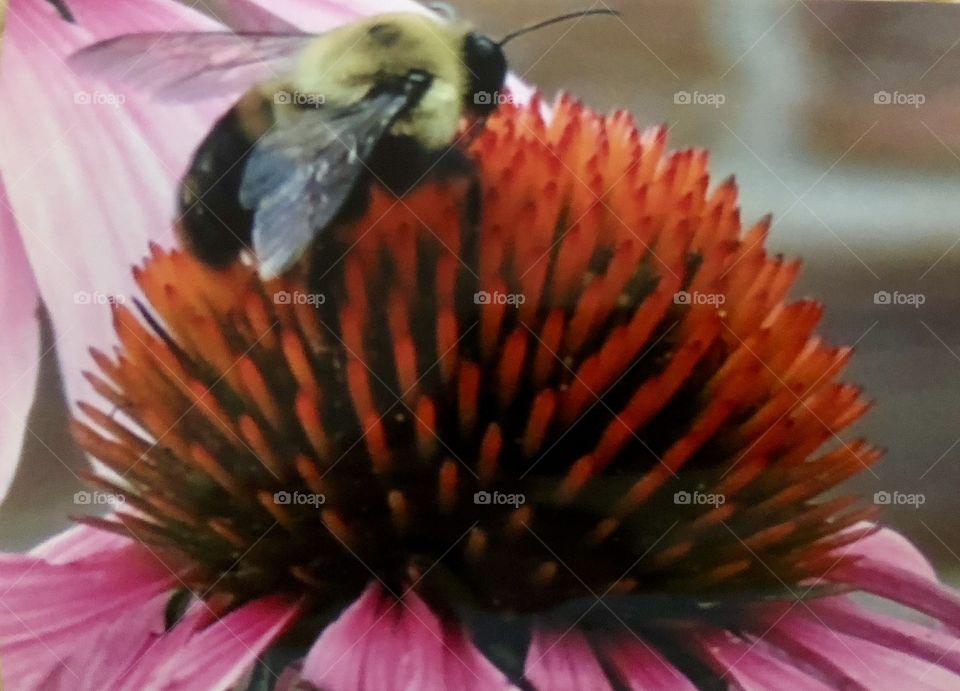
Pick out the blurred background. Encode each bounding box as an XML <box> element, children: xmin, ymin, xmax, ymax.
<box><xmin>5</xmin><ymin>0</ymin><xmax>960</xmax><ymax>578</ymax></box>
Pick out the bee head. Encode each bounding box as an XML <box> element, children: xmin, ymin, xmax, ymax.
<box><xmin>463</xmin><ymin>32</ymin><xmax>507</xmax><ymax>117</ymax></box>
<box><xmin>460</xmin><ymin>9</ymin><xmax>619</xmax><ymax>118</ymax></box>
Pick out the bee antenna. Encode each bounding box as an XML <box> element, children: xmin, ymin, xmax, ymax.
<box><xmin>498</xmin><ymin>8</ymin><xmax>620</xmax><ymax>46</ymax></box>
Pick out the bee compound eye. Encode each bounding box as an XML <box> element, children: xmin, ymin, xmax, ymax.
<box><xmin>463</xmin><ymin>33</ymin><xmax>507</xmax><ymax>116</ymax></box>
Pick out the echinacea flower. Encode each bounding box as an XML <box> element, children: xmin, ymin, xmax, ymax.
<box><xmin>2</xmin><ymin>2</ymin><xmax>960</xmax><ymax>691</ymax></box>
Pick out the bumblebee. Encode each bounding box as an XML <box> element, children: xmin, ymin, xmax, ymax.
<box><xmin>71</xmin><ymin>8</ymin><xmax>617</xmax><ymax>277</ymax></box>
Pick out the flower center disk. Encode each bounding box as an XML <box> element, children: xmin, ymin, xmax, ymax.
<box><xmin>73</xmin><ymin>96</ymin><xmax>879</xmax><ymax>617</ymax></box>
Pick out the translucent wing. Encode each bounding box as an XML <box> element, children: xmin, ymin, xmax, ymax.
<box><xmin>239</xmin><ymin>90</ymin><xmax>415</xmax><ymax>278</ymax></box>
<box><xmin>68</xmin><ymin>32</ymin><xmax>314</xmax><ymax>102</ymax></box>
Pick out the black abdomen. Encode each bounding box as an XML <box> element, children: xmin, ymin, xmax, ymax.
<box><xmin>177</xmin><ymin>106</ymin><xmax>256</xmax><ymax>268</ymax></box>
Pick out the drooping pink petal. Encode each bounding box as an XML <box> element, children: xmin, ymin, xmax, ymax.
<box><xmin>29</xmin><ymin>520</ymin><xmax>132</xmax><ymax>562</ymax></box>
<box><xmin>0</xmin><ymin>536</ymin><xmax>173</xmax><ymax>688</ymax></box>
<box><xmin>826</xmin><ymin>526</ymin><xmax>960</xmax><ymax>631</ymax></box>
<box><xmin>57</xmin><ymin>592</ymin><xmax>171</xmax><ymax>691</ymax></box>
<box><xmin>0</xmin><ymin>176</ymin><xmax>40</xmax><ymax>503</ymax></box>
<box><xmin>114</xmin><ymin>595</ymin><xmax>301</xmax><ymax>691</ymax></box>
<box><xmin>690</xmin><ymin>627</ymin><xmax>833</xmax><ymax>691</ymax></box>
<box><xmin>302</xmin><ymin>583</ymin><xmax>515</xmax><ymax>690</ymax></box>
<box><xmin>601</xmin><ymin>635</ymin><xmax>697</xmax><ymax>690</ymax></box>
<box><xmin>808</xmin><ymin>597</ymin><xmax>960</xmax><ymax>677</ymax></box>
<box><xmin>758</xmin><ymin>606</ymin><xmax>960</xmax><ymax>691</ymax></box>
<box><xmin>0</xmin><ymin>0</ymin><xmax>232</xmax><ymax>410</ymax></box>
<box><xmin>834</xmin><ymin>522</ymin><xmax>938</xmax><ymax>581</ymax></box>
<box><xmin>525</xmin><ymin>628</ymin><xmax>613</xmax><ymax>691</ymax></box>
<box><xmin>4</xmin><ymin>521</ymin><xmax>301</xmax><ymax>690</ymax></box>
<box><xmin>751</xmin><ymin>614</ymin><xmax>869</xmax><ymax>691</ymax></box>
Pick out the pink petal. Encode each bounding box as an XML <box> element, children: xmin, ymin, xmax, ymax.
<box><xmin>691</xmin><ymin>627</ymin><xmax>833</xmax><ymax>691</ymax></box>
<box><xmin>0</xmin><ymin>177</ymin><xmax>40</xmax><ymax>504</ymax></box>
<box><xmin>62</xmin><ymin>593</ymin><xmax>171</xmax><ymax>690</ymax></box>
<box><xmin>525</xmin><ymin>628</ymin><xmax>613</xmax><ymax>691</ymax></box>
<box><xmin>809</xmin><ymin>598</ymin><xmax>960</xmax><ymax>677</ymax></box>
<box><xmin>0</xmin><ymin>0</ymin><xmax>230</xmax><ymax>411</ymax></box>
<box><xmin>302</xmin><ymin>583</ymin><xmax>515</xmax><ymax>690</ymax></box>
<box><xmin>827</xmin><ymin>526</ymin><xmax>960</xmax><ymax>630</ymax></box>
<box><xmin>601</xmin><ymin>635</ymin><xmax>697</xmax><ymax>690</ymax></box>
<box><xmin>5</xmin><ymin>523</ymin><xmax>299</xmax><ymax>691</ymax></box>
<box><xmin>0</xmin><ymin>535</ymin><xmax>173</xmax><ymax>688</ymax></box>
<box><xmin>752</xmin><ymin>605</ymin><xmax>875</xmax><ymax>690</ymax></box>
<box><xmin>29</xmin><ymin>521</ymin><xmax>132</xmax><ymax>562</ymax></box>
<box><xmin>834</xmin><ymin>522</ymin><xmax>938</xmax><ymax>581</ymax></box>
<box><xmin>115</xmin><ymin>595</ymin><xmax>301</xmax><ymax>691</ymax></box>
<box><xmin>759</xmin><ymin>606</ymin><xmax>960</xmax><ymax>691</ymax></box>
